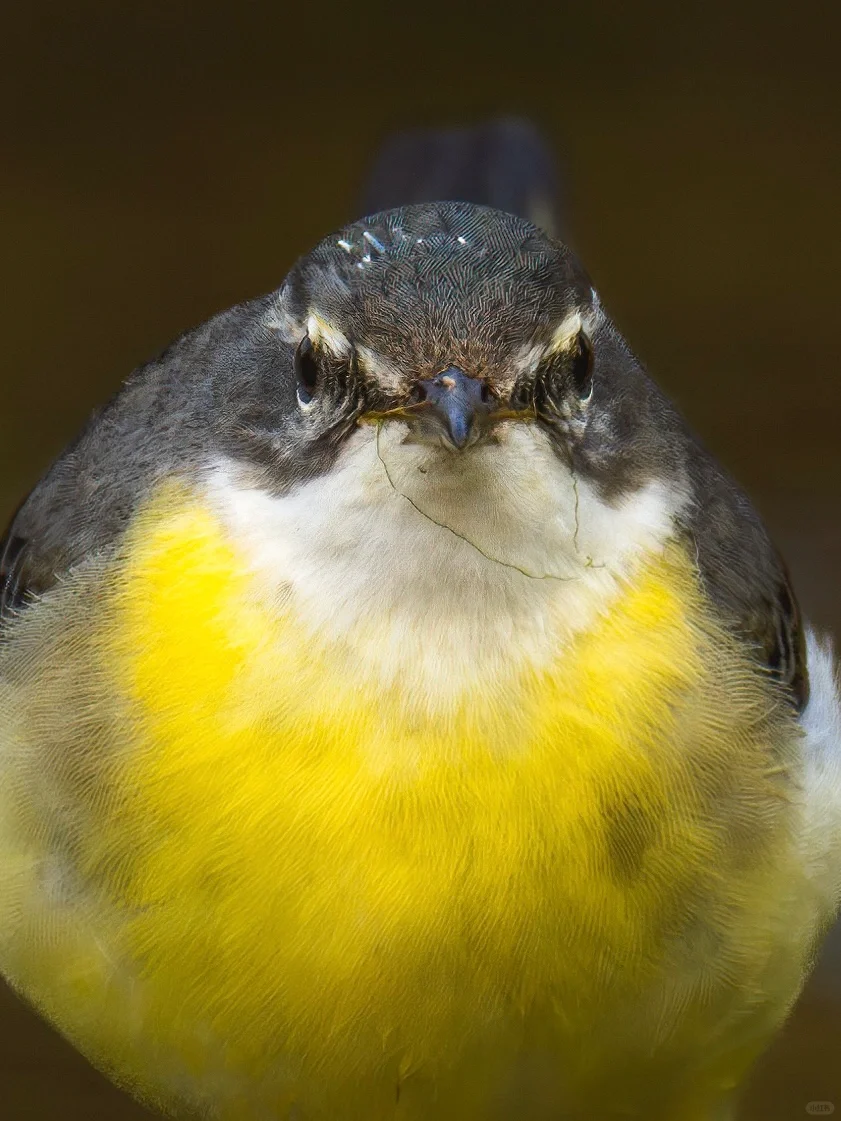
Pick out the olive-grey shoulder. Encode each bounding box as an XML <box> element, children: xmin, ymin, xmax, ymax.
<box><xmin>681</xmin><ymin>439</ymin><xmax>809</xmax><ymax>710</ymax></box>
<box><xmin>0</xmin><ymin>291</ymin><xmax>298</xmax><ymax>615</ymax></box>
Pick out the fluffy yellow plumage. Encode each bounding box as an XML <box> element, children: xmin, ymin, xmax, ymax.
<box><xmin>0</xmin><ymin>483</ymin><xmax>817</xmax><ymax>1119</ymax></box>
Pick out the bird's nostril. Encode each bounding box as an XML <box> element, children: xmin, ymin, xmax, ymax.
<box><xmin>480</xmin><ymin>382</ymin><xmax>493</xmax><ymax>403</ymax></box>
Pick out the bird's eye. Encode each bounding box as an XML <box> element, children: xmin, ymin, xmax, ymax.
<box><xmin>570</xmin><ymin>329</ymin><xmax>593</xmax><ymax>401</ymax></box>
<box><xmin>531</xmin><ymin>327</ymin><xmax>594</xmax><ymax>417</ymax></box>
<box><xmin>294</xmin><ymin>335</ymin><xmax>320</xmax><ymax>405</ymax></box>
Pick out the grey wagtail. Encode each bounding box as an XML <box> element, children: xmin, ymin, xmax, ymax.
<box><xmin>0</xmin><ymin>119</ymin><xmax>838</xmax><ymax>1121</ymax></box>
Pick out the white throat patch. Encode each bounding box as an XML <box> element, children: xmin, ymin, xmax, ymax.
<box><xmin>206</xmin><ymin>422</ymin><xmax>687</xmax><ymax>709</ymax></box>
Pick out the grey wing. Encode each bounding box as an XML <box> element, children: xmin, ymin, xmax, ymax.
<box><xmin>748</xmin><ymin>560</ymin><xmax>810</xmax><ymax>711</ymax></box>
<box><xmin>0</xmin><ymin>512</ymin><xmax>30</xmax><ymax>619</ymax></box>
<box><xmin>0</xmin><ymin>293</ymin><xmax>292</xmax><ymax>629</ymax></box>
<box><xmin>0</xmin><ymin>498</ymin><xmax>50</xmax><ymax>623</ymax></box>
<box><xmin>681</xmin><ymin>447</ymin><xmax>811</xmax><ymax>713</ymax></box>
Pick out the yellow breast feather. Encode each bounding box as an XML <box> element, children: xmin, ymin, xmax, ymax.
<box><xmin>0</xmin><ymin>484</ymin><xmax>813</xmax><ymax>1120</ymax></box>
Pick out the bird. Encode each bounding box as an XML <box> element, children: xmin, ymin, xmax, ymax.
<box><xmin>0</xmin><ymin>118</ymin><xmax>839</xmax><ymax>1121</ymax></box>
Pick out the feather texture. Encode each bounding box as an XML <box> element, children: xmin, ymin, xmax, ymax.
<box><xmin>0</xmin><ymin>481</ymin><xmax>831</xmax><ymax>1120</ymax></box>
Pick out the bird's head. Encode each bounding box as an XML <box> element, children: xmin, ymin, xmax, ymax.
<box><xmin>272</xmin><ymin>202</ymin><xmax>607</xmax><ymax>468</ymax></box>
<box><xmin>215</xmin><ymin>201</ymin><xmax>689</xmax><ymax>663</ymax></box>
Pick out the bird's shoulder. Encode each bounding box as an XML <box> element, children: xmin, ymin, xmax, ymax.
<box><xmin>0</xmin><ymin>293</ymin><xmax>285</xmax><ymax>622</ymax></box>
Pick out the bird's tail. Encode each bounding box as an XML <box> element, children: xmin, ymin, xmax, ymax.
<box><xmin>358</xmin><ymin>117</ymin><xmax>562</xmax><ymax>237</ymax></box>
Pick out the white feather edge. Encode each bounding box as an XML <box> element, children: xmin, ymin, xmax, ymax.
<box><xmin>799</xmin><ymin>630</ymin><xmax>841</xmax><ymax>913</ymax></box>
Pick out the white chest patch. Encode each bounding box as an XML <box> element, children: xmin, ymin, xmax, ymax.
<box><xmin>206</xmin><ymin>422</ymin><xmax>687</xmax><ymax>709</ymax></box>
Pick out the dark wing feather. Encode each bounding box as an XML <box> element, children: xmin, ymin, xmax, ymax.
<box><xmin>751</xmin><ymin>561</ymin><xmax>809</xmax><ymax>711</ymax></box>
<box><xmin>0</xmin><ymin>499</ymin><xmax>36</xmax><ymax>622</ymax></box>
<box><xmin>680</xmin><ymin>446</ymin><xmax>810</xmax><ymax>715</ymax></box>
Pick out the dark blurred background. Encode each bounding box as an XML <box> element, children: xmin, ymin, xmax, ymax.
<box><xmin>1</xmin><ymin>1</ymin><xmax>839</xmax><ymax>1118</ymax></box>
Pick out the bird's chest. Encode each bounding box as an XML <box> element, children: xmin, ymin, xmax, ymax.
<box><xmin>5</xmin><ymin>495</ymin><xmax>796</xmax><ymax>1119</ymax></box>
<box><xmin>53</xmin><ymin>498</ymin><xmax>785</xmax><ymax>1110</ymax></box>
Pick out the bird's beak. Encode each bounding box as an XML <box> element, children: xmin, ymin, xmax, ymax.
<box><xmin>415</xmin><ymin>367</ymin><xmax>492</xmax><ymax>450</ymax></box>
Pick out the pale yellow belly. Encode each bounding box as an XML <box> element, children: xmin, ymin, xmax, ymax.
<box><xmin>0</xmin><ymin>493</ymin><xmax>814</xmax><ymax>1119</ymax></box>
